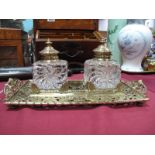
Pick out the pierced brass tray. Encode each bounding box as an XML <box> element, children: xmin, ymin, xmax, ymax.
<box><xmin>4</xmin><ymin>78</ymin><xmax>149</xmax><ymax>107</ymax></box>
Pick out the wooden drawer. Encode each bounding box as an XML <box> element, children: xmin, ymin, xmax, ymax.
<box><xmin>35</xmin><ymin>19</ymin><xmax>98</xmax><ymax>30</ymax></box>
<box><xmin>0</xmin><ymin>28</ymin><xmax>23</xmax><ymax>39</ymax></box>
<box><xmin>36</xmin><ymin>29</ymin><xmax>97</xmax><ymax>40</ymax></box>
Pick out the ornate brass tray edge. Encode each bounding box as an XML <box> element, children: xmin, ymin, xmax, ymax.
<box><xmin>4</xmin><ymin>78</ymin><xmax>149</xmax><ymax>106</ymax></box>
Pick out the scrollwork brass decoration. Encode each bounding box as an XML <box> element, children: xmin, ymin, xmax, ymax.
<box><xmin>4</xmin><ymin>79</ymin><xmax>149</xmax><ymax>107</ymax></box>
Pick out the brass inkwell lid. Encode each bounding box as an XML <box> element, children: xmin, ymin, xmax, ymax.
<box><xmin>39</xmin><ymin>38</ymin><xmax>59</xmax><ymax>60</ymax></box>
<box><xmin>93</xmin><ymin>38</ymin><xmax>111</xmax><ymax>60</ymax></box>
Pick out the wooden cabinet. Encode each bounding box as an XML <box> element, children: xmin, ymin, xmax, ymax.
<box><xmin>0</xmin><ymin>28</ymin><xmax>27</xmax><ymax>67</ymax></box>
<box><xmin>34</xmin><ymin>19</ymin><xmax>107</xmax><ymax>72</ymax></box>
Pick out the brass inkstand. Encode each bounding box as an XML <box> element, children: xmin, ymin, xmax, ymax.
<box><xmin>3</xmin><ymin>39</ymin><xmax>149</xmax><ymax>107</ymax></box>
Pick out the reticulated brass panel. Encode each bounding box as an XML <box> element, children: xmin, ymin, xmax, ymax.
<box><xmin>4</xmin><ymin>78</ymin><xmax>149</xmax><ymax>107</ymax></box>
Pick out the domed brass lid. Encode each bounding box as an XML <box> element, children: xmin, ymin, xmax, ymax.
<box><xmin>93</xmin><ymin>38</ymin><xmax>111</xmax><ymax>60</ymax></box>
<box><xmin>39</xmin><ymin>38</ymin><xmax>59</xmax><ymax>60</ymax></box>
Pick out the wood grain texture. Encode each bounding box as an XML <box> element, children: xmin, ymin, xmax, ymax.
<box><xmin>34</xmin><ymin>19</ymin><xmax>98</xmax><ymax>30</ymax></box>
<box><xmin>0</xmin><ymin>28</ymin><xmax>26</xmax><ymax>67</ymax></box>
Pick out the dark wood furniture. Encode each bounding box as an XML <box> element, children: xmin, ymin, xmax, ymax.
<box><xmin>0</xmin><ymin>28</ymin><xmax>27</xmax><ymax>67</ymax></box>
<box><xmin>34</xmin><ymin>19</ymin><xmax>107</xmax><ymax>72</ymax></box>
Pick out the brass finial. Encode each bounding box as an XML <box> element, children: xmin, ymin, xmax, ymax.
<box><xmin>39</xmin><ymin>38</ymin><xmax>59</xmax><ymax>60</ymax></box>
<box><xmin>93</xmin><ymin>37</ymin><xmax>111</xmax><ymax>60</ymax></box>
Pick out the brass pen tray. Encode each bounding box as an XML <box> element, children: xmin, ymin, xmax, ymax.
<box><xmin>4</xmin><ymin>78</ymin><xmax>149</xmax><ymax>107</ymax></box>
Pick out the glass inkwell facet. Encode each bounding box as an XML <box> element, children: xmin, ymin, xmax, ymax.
<box><xmin>33</xmin><ymin>39</ymin><xmax>68</xmax><ymax>90</ymax></box>
<box><xmin>84</xmin><ymin>38</ymin><xmax>121</xmax><ymax>89</ymax></box>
